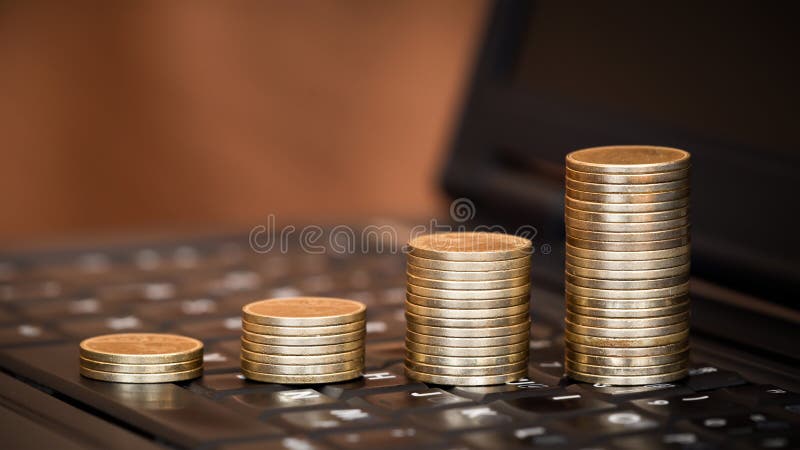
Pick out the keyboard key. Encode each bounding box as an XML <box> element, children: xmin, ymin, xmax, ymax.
<box><xmin>737</xmin><ymin>431</ymin><xmax>800</xmax><ymax>449</ymax></box>
<box><xmin>680</xmin><ymin>411</ymin><xmax>790</xmax><ymax>438</ymax></box>
<box><xmin>723</xmin><ymin>384</ymin><xmax>800</xmax><ymax>408</ymax></box>
<box><xmin>408</xmin><ymin>404</ymin><xmax>520</xmax><ymax>432</ymax></box>
<box><xmin>0</xmin><ymin>324</ymin><xmax>63</xmax><ymax>347</ymax></box>
<box><xmin>459</xmin><ymin>426</ymin><xmax>573</xmax><ymax>449</ymax></box>
<box><xmin>354</xmin><ymin>387</ymin><xmax>472</xmax><ymax>412</ymax></box>
<box><xmin>18</xmin><ymin>297</ymin><xmax>114</xmax><ymax>321</ymax></box>
<box><xmin>363</xmin><ymin>340</ymin><xmax>405</xmax><ymax>370</ymax></box>
<box><xmin>497</xmin><ymin>388</ymin><xmax>615</xmax><ymax>419</ymax></box>
<box><xmin>218</xmin><ymin>437</ymin><xmax>334</xmax><ymax>450</ymax></box>
<box><xmin>629</xmin><ymin>391</ymin><xmax>748</xmax><ymax>418</ymax></box>
<box><xmin>323</xmin><ymin>426</ymin><xmax>445</xmax><ymax>449</ymax></box>
<box><xmin>574</xmin><ymin>380</ymin><xmax>693</xmax><ymax>400</ymax></box>
<box><xmin>201</xmin><ymin>347</ymin><xmax>241</xmax><ymax>373</ymax></box>
<box><xmin>222</xmin><ymin>389</ymin><xmax>339</xmax><ymax>418</ymax></box>
<box><xmin>451</xmin><ymin>377</ymin><xmax>557</xmax><ymax>402</ymax></box>
<box><xmin>547</xmin><ymin>409</ymin><xmax>661</xmax><ymax>437</ymax></box>
<box><xmin>363</xmin><ymin>309</ymin><xmax>405</xmax><ymax>342</ymax></box>
<box><xmin>322</xmin><ymin>364</ymin><xmax>423</xmax><ymax>399</ymax></box>
<box><xmin>190</xmin><ymin>372</ymin><xmax>283</xmax><ymax>397</ymax></box>
<box><xmin>276</xmin><ymin>407</ymin><xmax>390</xmax><ymax>432</ymax></box>
<box><xmin>171</xmin><ymin>316</ymin><xmax>242</xmax><ymax>341</ymax></box>
<box><xmin>57</xmin><ymin>316</ymin><xmax>155</xmax><ymax>339</ymax></box>
<box><xmin>611</xmin><ymin>428</ymin><xmax>722</xmax><ymax>449</ymax></box>
<box><xmin>686</xmin><ymin>365</ymin><xmax>746</xmax><ymax>391</ymax></box>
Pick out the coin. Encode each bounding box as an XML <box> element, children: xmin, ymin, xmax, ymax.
<box><xmin>406</xmin><ymin>254</ymin><xmax>531</xmax><ymax>271</ymax></box>
<box><xmin>566</xmin><ymin>263</ymin><xmax>690</xmax><ymax>281</ymax></box>
<box><xmin>565</xmin><ymin>273</ymin><xmax>689</xmax><ymax>290</ymax></box>
<box><xmin>241</xmin><ymin>357</ymin><xmax>363</xmax><ymax>375</ymax></box>
<box><xmin>565</xmin><ymin>349</ymin><xmax>689</xmax><ymax>367</ymax></box>
<box><xmin>566</xmin><ymin>244</ymin><xmax>690</xmax><ymax>261</ymax></box>
<box><xmin>567</xmin><ymin>368</ymin><xmax>687</xmax><ymax>385</ymax></box>
<box><xmin>566</xmin><ymin>319</ymin><xmax>687</xmax><ymax>338</ymax></box>
<box><xmin>240</xmin><ymin>347</ymin><xmax>363</xmax><ymax>365</ymax></box>
<box><xmin>404</xmin><ymin>367</ymin><xmax>528</xmax><ymax>386</ymax></box>
<box><xmin>405</xmin><ymin>311</ymin><xmax>529</xmax><ymax>328</ymax></box>
<box><xmin>566</xmin><ymin>310</ymin><xmax>689</xmax><ymax>328</ymax></box>
<box><xmin>243</xmin><ymin>297</ymin><xmax>366</xmax><ymax>327</ymax></box>
<box><xmin>566</xmin><ymin>195</ymin><xmax>690</xmax><ymax>213</ymax></box>
<box><xmin>241</xmin><ymin>337</ymin><xmax>363</xmax><ymax>355</ymax></box>
<box><xmin>406</xmin><ymin>264</ymin><xmax>530</xmax><ymax>281</ymax></box>
<box><xmin>566</xmin><ymin>300</ymin><xmax>690</xmax><ymax>317</ymax></box>
<box><xmin>407</xmin><ymin>232</ymin><xmax>532</xmax><ymax>261</ymax></box>
<box><xmin>566</xmin><ymin>187</ymin><xmax>689</xmax><ymax>204</ymax></box>
<box><xmin>567</xmin><ymin>236</ymin><xmax>690</xmax><ymax>252</ymax></box>
<box><xmin>406</xmin><ymin>329</ymin><xmax>529</xmax><ymax>347</ymax></box>
<box><xmin>79</xmin><ymin>357</ymin><xmax>202</xmax><ymax>374</ymax></box>
<box><xmin>80</xmin><ymin>366</ymin><xmax>202</xmax><ymax>383</ymax></box>
<box><xmin>566</xmin><ymin>281</ymin><xmax>690</xmax><ymax>299</ymax></box>
<box><xmin>241</xmin><ymin>367</ymin><xmax>361</xmax><ymax>384</ymax></box>
<box><xmin>405</xmin><ymin>338</ymin><xmax>530</xmax><ymax>357</ymax></box>
<box><xmin>406</xmin><ymin>350</ymin><xmax>529</xmax><ymax>367</ymax></box>
<box><xmin>564</xmin><ymin>328</ymin><xmax>689</xmax><ymax>347</ymax></box>
<box><xmin>241</xmin><ymin>329</ymin><xmax>365</xmax><ymax>346</ymax></box>
<box><xmin>241</xmin><ymin>319</ymin><xmax>365</xmax><ymax>337</ymax></box>
<box><xmin>406</xmin><ymin>284</ymin><xmax>530</xmax><ymax>300</ymax></box>
<box><xmin>566</xmin><ymin>167</ymin><xmax>690</xmax><ymax>184</ymax></box>
<box><xmin>565</xmin><ymin>358</ymin><xmax>688</xmax><ymax>376</ymax></box>
<box><xmin>565</xmin><ymin>339</ymin><xmax>689</xmax><ymax>357</ymax></box>
<box><xmin>405</xmin><ymin>358</ymin><xmax>527</xmax><ymax>376</ymax></box>
<box><xmin>406</xmin><ymin>319</ymin><xmax>530</xmax><ymax>338</ymax></box>
<box><xmin>406</xmin><ymin>273</ymin><xmax>530</xmax><ymax>290</ymax></box>
<box><xmin>567</xmin><ymin>226</ymin><xmax>688</xmax><ymax>243</ymax></box>
<box><xmin>80</xmin><ymin>333</ymin><xmax>203</xmax><ymax>365</ymax></box>
<box><xmin>565</xmin><ymin>215</ymin><xmax>689</xmax><ymax>232</ymax></box>
<box><xmin>406</xmin><ymin>292</ymin><xmax>530</xmax><ymax>310</ymax></box>
<box><xmin>405</xmin><ymin>300</ymin><xmax>529</xmax><ymax>319</ymax></box>
<box><xmin>564</xmin><ymin>206</ymin><xmax>688</xmax><ymax>223</ymax></box>
<box><xmin>566</xmin><ymin>146</ymin><xmax>691</xmax><ymax>174</ymax></box>
<box><xmin>566</xmin><ymin>253</ymin><xmax>690</xmax><ymax>270</ymax></box>
<box><xmin>566</xmin><ymin>178</ymin><xmax>690</xmax><ymax>194</ymax></box>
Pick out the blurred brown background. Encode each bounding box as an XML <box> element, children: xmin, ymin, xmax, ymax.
<box><xmin>0</xmin><ymin>0</ymin><xmax>487</xmax><ymax>246</ymax></box>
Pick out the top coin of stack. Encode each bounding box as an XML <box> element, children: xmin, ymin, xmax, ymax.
<box><xmin>564</xmin><ymin>145</ymin><xmax>691</xmax><ymax>386</ymax></box>
<box><xmin>405</xmin><ymin>232</ymin><xmax>532</xmax><ymax>386</ymax></box>
<box><xmin>241</xmin><ymin>297</ymin><xmax>366</xmax><ymax>384</ymax></box>
<box><xmin>79</xmin><ymin>333</ymin><xmax>204</xmax><ymax>383</ymax></box>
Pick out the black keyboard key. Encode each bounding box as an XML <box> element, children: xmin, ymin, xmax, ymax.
<box><xmin>18</xmin><ymin>297</ymin><xmax>116</xmax><ymax>321</ymax></box>
<box><xmin>611</xmin><ymin>428</ymin><xmax>722</xmax><ymax>449</ymax></box>
<box><xmin>218</xmin><ymin>437</ymin><xmax>334</xmax><ymax>450</ymax></box>
<box><xmin>276</xmin><ymin>407</ymin><xmax>390</xmax><ymax>432</ymax></box>
<box><xmin>323</xmin><ymin>425</ymin><xmax>445</xmax><ymax>449</ymax></box>
<box><xmin>353</xmin><ymin>387</ymin><xmax>472</xmax><ymax>412</ymax></box>
<box><xmin>322</xmin><ymin>364</ymin><xmax>423</xmax><ymax>399</ymax></box>
<box><xmin>408</xmin><ymin>404</ymin><xmax>520</xmax><ymax>432</ymax></box>
<box><xmin>546</xmin><ymin>409</ymin><xmax>662</xmax><ymax>437</ymax></box>
<box><xmin>737</xmin><ymin>431</ymin><xmax>800</xmax><ymax>449</ymax></box>
<box><xmin>574</xmin><ymin>380</ymin><xmax>694</xmax><ymax>400</ymax></box>
<box><xmin>190</xmin><ymin>372</ymin><xmax>283</xmax><ymax>397</ymax></box>
<box><xmin>629</xmin><ymin>391</ymin><xmax>748</xmax><ymax>419</ymax></box>
<box><xmin>451</xmin><ymin>377</ymin><xmax>557</xmax><ymax>402</ymax></box>
<box><xmin>723</xmin><ymin>384</ymin><xmax>800</xmax><ymax>408</ymax></box>
<box><xmin>364</xmin><ymin>309</ymin><xmax>405</xmax><ymax>342</ymax></box>
<box><xmin>497</xmin><ymin>388</ymin><xmax>615</xmax><ymax>419</ymax></box>
<box><xmin>222</xmin><ymin>389</ymin><xmax>339</xmax><ymax>418</ymax></box>
<box><xmin>680</xmin><ymin>411</ymin><xmax>791</xmax><ymax>438</ymax></box>
<box><xmin>171</xmin><ymin>316</ymin><xmax>243</xmax><ymax>341</ymax></box>
<box><xmin>0</xmin><ymin>324</ymin><xmax>63</xmax><ymax>347</ymax></box>
<box><xmin>364</xmin><ymin>340</ymin><xmax>405</xmax><ymax>370</ymax></box>
<box><xmin>685</xmin><ymin>365</ymin><xmax>746</xmax><ymax>391</ymax></box>
<box><xmin>459</xmin><ymin>426</ymin><xmax>573</xmax><ymax>449</ymax></box>
<box><xmin>57</xmin><ymin>316</ymin><xmax>156</xmax><ymax>339</ymax></box>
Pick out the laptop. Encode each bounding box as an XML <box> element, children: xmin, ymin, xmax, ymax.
<box><xmin>1</xmin><ymin>1</ymin><xmax>798</xmax><ymax>449</ymax></box>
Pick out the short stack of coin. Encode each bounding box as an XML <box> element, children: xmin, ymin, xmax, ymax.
<box><xmin>79</xmin><ymin>333</ymin><xmax>203</xmax><ymax>383</ymax></box>
<box><xmin>564</xmin><ymin>145</ymin><xmax>691</xmax><ymax>385</ymax></box>
<box><xmin>405</xmin><ymin>232</ymin><xmax>532</xmax><ymax>386</ymax></box>
<box><xmin>241</xmin><ymin>297</ymin><xmax>366</xmax><ymax>383</ymax></box>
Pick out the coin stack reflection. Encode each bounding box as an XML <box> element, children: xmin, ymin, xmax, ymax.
<box><xmin>404</xmin><ymin>232</ymin><xmax>532</xmax><ymax>386</ymax></box>
<box><xmin>241</xmin><ymin>297</ymin><xmax>366</xmax><ymax>383</ymax></box>
<box><xmin>564</xmin><ymin>145</ymin><xmax>691</xmax><ymax>385</ymax></box>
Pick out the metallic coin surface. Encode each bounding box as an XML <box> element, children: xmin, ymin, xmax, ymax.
<box><xmin>566</xmin><ymin>226</ymin><xmax>688</xmax><ymax>243</ymax></box>
<box><xmin>566</xmin><ymin>167</ymin><xmax>690</xmax><ymax>184</ymax></box>
<box><xmin>406</xmin><ymin>283</ymin><xmax>530</xmax><ymax>300</ymax></box>
<box><xmin>566</xmin><ymin>310</ymin><xmax>689</xmax><ymax>328</ymax></box>
<box><xmin>565</xmin><ymin>273</ymin><xmax>689</xmax><ymax>290</ymax></box>
<box><xmin>79</xmin><ymin>357</ymin><xmax>202</xmax><ymax>374</ymax></box>
<box><xmin>80</xmin><ymin>333</ymin><xmax>203</xmax><ymax>365</ymax></box>
<box><xmin>406</xmin><ymin>329</ymin><xmax>529</xmax><ymax>347</ymax></box>
<box><xmin>566</xmin><ymin>281</ymin><xmax>690</xmax><ymax>300</ymax></box>
<box><xmin>567</xmin><ymin>236</ymin><xmax>690</xmax><ymax>252</ymax></box>
<box><xmin>564</xmin><ymin>206</ymin><xmax>688</xmax><ymax>223</ymax></box>
<box><xmin>564</xmin><ymin>329</ymin><xmax>689</xmax><ymax>347</ymax></box>
<box><xmin>408</xmin><ymin>232</ymin><xmax>532</xmax><ymax>261</ymax></box>
<box><xmin>565</xmin><ymin>339</ymin><xmax>689</xmax><ymax>357</ymax></box>
<box><xmin>566</xmin><ymin>244</ymin><xmax>690</xmax><ymax>261</ymax></box>
<box><xmin>565</xmin><ymin>358</ymin><xmax>688</xmax><ymax>376</ymax></box>
<box><xmin>405</xmin><ymin>300</ymin><xmax>529</xmax><ymax>319</ymax></box>
<box><xmin>566</xmin><ymin>263</ymin><xmax>690</xmax><ymax>281</ymax></box>
<box><xmin>241</xmin><ymin>367</ymin><xmax>361</xmax><ymax>384</ymax></box>
<box><xmin>404</xmin><ymin>367</ymin><xmax>528</xmax><ymax>386</ymax></box>
<box><xmin>567</xmin><ymin>368</ymin><xmax>687</xmax><ymax>385</ymax></box>
<box><xmin>406</xmin><ymin>292</ymin><xmax>529</xmax><ymax>310</ymax></box>
<box><xmin>406</xmin><ymin>319</ymin><xmax>530</xmax><ymax>338</ymax></box>
<box><xmin>243</xmin><ymin>297</ymin><xmax>366</xmax><ymax>327</ymax></box>
<box><xmin>406</xmin><ymin>264</ymin><xmax>530</xmax><ymax>281</ymax></box>
<box><xmin>406</xmin><ymin>254</ymin><xmax>530</xmax><ymax>271</ymax></box>
<box><xmin>240</xmin><ymin>347</ymin><xmax>363</xmax><ymax>365</ymax></box>
<box><xmin>566</xmin><ymin>253</ymin><xmax>690</xmax><ymax>270</ymax></box>
<box><xmin>407</xmin><ymin>273</ymin><xmax>530</xmax><ymax>290</ymax></box>
<box><xmin>405</xmin><ymin>358</ymin><xmax>527</xmax><ymax>376</ymax></box>
<box><xmin>241</xmin><ymin>357</ymin><xmax>363</xmax><ymax>375</ymax></box>
<box><xmin>80</xmin><ymin>366</ymin><xmax>202</xmax><ymax>383</ymax></box>
<box><xmin>242</xmin><ymin>319</ymin><xmax>365</xmax><ymax>336</ymax></box>
<box><xmin>241</xmin><ymin>337</ymin><xmax>363</xmax><ymax>356</ymax></box>
<box><xmin>241</xmin><ymin>329</ymin><xmax>364</xmax><ymax>346</ymax></box>
<box><xmin>567</xmin><ymin>300</ymin><xmax>690</xmax><ymax>318</ymax></box>
<box><xmin>566</xmin><ymin>146</ymin><xmax>691</xmax><ymax>174</ymax></box>
<box><xmin>566</xmin><ymin>187</ymin><xmax>689</xmax><ymax>204</ymax></box>
<box><xmin>566</xmin><ymin>195</ymin><xmax>690</xmax><ymax>213</ymax></box>
<box><xmin>405</xmin><ymin>338</ymin><xmax>530</xmax><ymax>358</ymax></box>
<box><xmin>566</xmin><ymin>349</ymin><xmax>689</xmax><ymax>367</ymax></box>
<box><xmin>565</xmin><ymin>319</ymin><xmax>688</xmax><ymax>338</ymax></box>
<box><xmin>405</xmin><ymin>310</ymin><xmax>530</xmax><ymax>328</ymax></box>
<box><xmin>565</xmin><ymin>215</ymin><xmax>689</xmax><ymax>232</ymax></box>
<box><xmin>566</xmin><ymin>177</ymin><xmax>690</xmax><ymax>194</ymax></box>
<box><xmin>406</xmin><ymin>350</ymin><xmax>529</xmax><ymax>367</ymax></box>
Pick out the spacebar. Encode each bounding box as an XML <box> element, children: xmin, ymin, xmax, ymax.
<box><xmin>0</xmin><ymin>344</ymin><xmax>281</xmax><ymax>449</ymax></box>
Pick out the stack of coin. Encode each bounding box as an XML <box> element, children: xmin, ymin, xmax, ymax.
<box><xmin>564</xmin><ymin>145</ymin><xmax>691</xmax><ymax>385</ymax></box>
<box><xmin>241</xmin><ymin>297</ymin><xmax>365</xmax><ymax>383</ymax></box>
<box><xmin>79</xmin><ymin>333</ymin><xmax>203</xmax><ymax>383</ymax></box>
<box><xmin>405</xmin><ymin>232</ymin><xmax>532</xmax><ymax>386</ymax></box>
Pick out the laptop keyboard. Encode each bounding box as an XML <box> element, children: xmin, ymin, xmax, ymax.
<box><xmin>1</xmin><ymin>236</ymin><xmax>798</xmax><ymax>449</ymax></box>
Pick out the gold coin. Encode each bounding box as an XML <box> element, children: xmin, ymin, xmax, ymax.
<box><xmin>241</xmin><ymin>357</ymin><xmax>363</xmax><ymax>375</ymax></box>
<box><xmin>566</xmin><ymin>253</ymin><xmax>690</xmax><ymax>270</ymax></box>
<box><xmin>242</xmin><ymin>297</ymin><xmax>365</xmax><ymax>327</ymax></box>
<box><xmin>566</xmin><ymin>166</ymin><xmax>690</xmax><ymax>184</ymax></box>
<box><xmin>567</xmin><ymin>236</ymin><xmax>690</xmax><ymax>252</ymax></box>
<box><xmin>565</xmin><ymin>339</ymin><xmax>689</xmax><ymax>357</ymax></box>
<box><xmin>405</xmin><ymin>358</ymin><xmax>527</xmax><ymax>376</ymax></box>
<box><xmin>405</xmin><ymin>300</ymin><xmax>529</xmax><ymax>319</ymax></box>
<box><xmin>567</xmin><ymin>300</ymin><xmax>690</xmax><ymax>318</ymax></box>
<box><xmin>406</xmin><ymin>338</ymin><xmax>529</xmax><ymax>357</ymax></box>
<box><xmin>406</xmin><ymin>273</ymin><xmax>530</xmax><ymax>290</ymax></box>
<box><xmin>566</xmin><ymin>262</ymin><xmax>690</xmax><ymax>281</ymax></box>
<box><xmin>566</xmin><ymin>349</ymin><xmax>689</xmax><ymax>367</ymax></box>
<box><xmin>567</xmin><ymin>368</ymin><xmax>688</xmax><ymax>385</ymax></box>
<box><xmin>406</xmin><ymin>329</ymin><xmax>529</xmax><ymax>348</ymax></box>
<box><xmin>406</xmin><ymin>254</ymin><xmax>531</xmax><ymax>271</ymax></box>
<box><xmin>406</xmin><ymin>319</ymin><xmax>530</xmax><ymax>338</ymax></box>
<box><xmin>566</xmin><ymin>226</ymin><xmax>689</xmax><ymax>243</ymax></box>
<box><xmin>564</xmin><ymin>328</ymin><xmax>689</xmax><ymax>347</ymax></box>
<box><xmin>241</xmin><ymin>319</ymin><xmax>365</xmax><ymax>337</ymax></box>
<box><xmin>566</xmin><ymin>146</ymin><xmax>691</xmax><ymax>174</ymax></box>
<box><xmin>79</xmin><ymin>366</ymin><xmax>202</xmax><ymax>383</ymax></box>
<box><xmin>565</xmin><ymin>358</ymin><xmax>688</xmax><ymax>376</ymax></box>
<box><xmin>566</xmin><ymin>177</ymin><xmax>690</xmax><ymax>194</ymax></box>
<box><xmin>566</xmin><ymin>320</ymin><xmax>687</xmax><ymax>338</ymax></box>
<box><xmin>566</xmin><ymin>244</ymin><xmax>690</xmax><ymax>261</ymax></box>
<box><xmin>565</xmin><ymin>310</ymin><xmax>689</xmax><ymax>328</ymax></box>
<box><xmin>405</xmin><ymin>367</ymin><xmax>527</xmax><ymax>386</ymax></box>
<box><xmin>406</xmin><ymin>264</ymin><xmax>530</xmax><ymax>281</ymax></box>
<box><xmin>406</xmin><ymin>284</ymin><xmax>530</xmax><ymax>300</ymax></box>
<box><xmin>566</xmin><ymin>195</ymin><xmax>690</xmax><ymax>213</ymax></box>
<box><xmin>79</xmin><ymin>357</ymin><xmax>202</xmax><ymax>374</ymax></box>
<box><xmin>565</xmin><ymin>273</ymin><xmax>689</xmax><ymax>290</ymax></box>
<box><xmin>564</xmin><ymin>206</ymin><xmax>688</xmax><ymax>223</ymax></box>
<box><xmin>241</xmin><ymin>337</ymin><xmax>363</xmax><ymax>355</ymax></box>
<box><xmin>240</xmin><ymin>347</ymin><xmax>363</xmax><ymax>365</ymax></box>
<box><xmin>566</xmin><ymin>187</ymin><xmax>689</xmax><ymax>204</ymax></box>
<box><xmin>406</xmin><ymin>311</ymin><xmax>529</xmax><ymax>329</ymax></box>
<box><xmin>566</xmin><ymin>281</ymin><xmax>690</xmax><ymax>299</ymax></box>
<box><xmin>241</xmin><ymin>329</ymin><xmax>364</xmax><ymax>346</ymax></box>
<box><xmin>241</xmin><ymin>367</ymin><xmax>361</xmax><ymax>384</ymax></box>
<box><xmin>406</xmin><ymin>292</ymin><xmax>529</xmax><ymax>310</ymax></box>
<box><xmin>79</xmin><ymin>333</ymin><xmax>203</xmax><ymax>365</ymax></box>
<box><xmin>406</xmin><ymin>350</ymin><xmax>529</xmax><ymax>367</ymax></box>
<box><xmin>565</xmin><ymin>215</ymin><xmax>689</xmax><ymax>232</ymax></box>
<box><xmin>407</xmin><ymin>232</ymin><xmax>532</xmax><ymax>261</ymax></box>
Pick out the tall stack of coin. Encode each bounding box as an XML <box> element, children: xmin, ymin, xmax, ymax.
<box><xmin>405</xmin><ymin>232</ymin><xmax>532</xmax><ymax>386</ymax></box>
<box><xmin>79</xmin><ymin>333</ymin><xmax>203</xmax><ymax>383</ymax></box>
<box><xmin>241</xmin><ymin>297</ymin><xmax>365</xmax><ymax>383</ymax></box>
<box><xmin>564</xmin><ymin>145</ymin><xmax>691</xmax><ymax>385</ymax></box>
